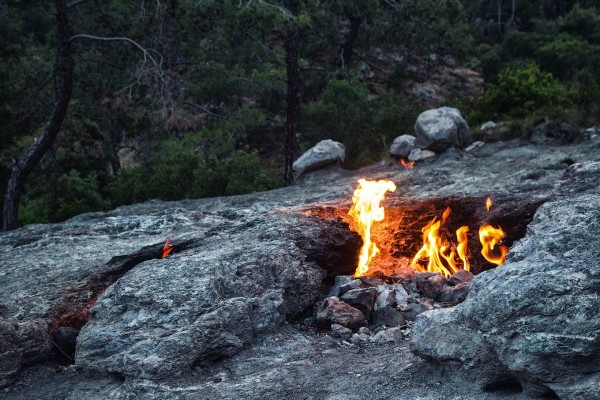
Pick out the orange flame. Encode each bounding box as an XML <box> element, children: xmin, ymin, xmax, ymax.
<box><xmin>486</xmin><ymin>197</ymin><xmax>492</xmax><ymax>211</ymax></box>
<box><xmin>479</xmin><ymin>225</ymin><xmax>508</xmax><ymax>265</ymax></box>
<box><xmin>456</xmin><ymin>226</ymin><xmax>470</xmax><ymax>271</ymax></box>
<box><xmin>349</xmin><ymin>179</ymin><xmax>397</xmax><ymax>277</ymax></box>
<box><xmin>162</xmin><ymin>238</ymin><xmax>173</xmax><ymax>259</ymax></box>
<box><xmin>401</xmin><ymin>159</ymin><xmax>415</xmax><ymax>169</ymax></box>
<box><xmin>411</xmin><ymin>207</ymin><xmax>469</xmax><ymax>278</ymax></box>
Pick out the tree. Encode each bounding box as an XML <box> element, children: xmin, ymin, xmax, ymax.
<box><xmin>2</xmin><ymin>0</ymin><xmax>73</xmax><ymax>230</ymax></box>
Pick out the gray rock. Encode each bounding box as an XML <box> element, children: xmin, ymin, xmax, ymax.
<box><xmin>340</xmin><ymin>288</ymin><xmax>378</xmax><ymax>318</ymax></box>
<box><xmin>389</xmin><ymin>135</ymin><xmax>416</xmax><ymax>159</ymax></box>
<box><xmin>328</xmin><ymin>275</ymin><xmax>355</xmax><ymax>297</ymax></box>
<box><xmin>358</xmin><ymin>326</ymin><xmax>370</xmax><ymax>335</ymax></box>
<box><xmin>370</xmin><ymin>327</ymin><xmax>404</xmax><ymax>344</ymax></box>
<box><xmin>293</xmin><ymin>139</ymin><xmax>345</xmax><ymax>177</ymax></box>
<box><xmin>394</xmin><ymin>284</ymin><xmax>410</xmax><ymax>308</ymax></box>
<box><xmin>411</xmin><ymin>194</ymin><xmax>600</xmax><ymax>398</ymax></box>
<box><xmin>530</xmin><ymin>120</ymin><xmax>583</xmax><ymax>145</ymax></box>
<box><xmin>414</xmin><ymin>107</ymin><xmax>470</xmax><ymax>152</ymax></box>
<box><xmin>338</xmin><ymin>279</ymin><xmax>362</xmax><ymax>295</ymax></box>
<box><xmin>480</xmin><ymin>121</ymin><xmax>496</xmax><ymax>130</ymax></box>
<box><xmin>401</xmin><ymin>301</ymin><xmax>432</xmax><ymax>322</ymax></box>
<box><xmin>315</xmin><ymin>297</ymin><xmax>367</xmax><ymax>332</ymax></box>
<box><xmin>374</xmin><ymin>285</ymin><xmax>396</xmax><ymax>310</ymax></box>
<box><xmin>371</xmin><ymin>307</ymin><xmax>405</xmax><ymax>327</ymax></box>
<box><xmin>350</xmin><ymin>332</ymin><xmax>369</xmax><ymax>345</ymax></box>
<box><xmin>330</xmin><ymin>323</ymin><xmax>353</xmax><ymax>341</ymax></box>
<box><xmin>465</xmin><ymin>141</ymin><xmax>485</xmax><ymax>152</ymax></box>
<box><xmin>408</xmin><ymin>148</ymin><xmax>436</xmax><ymax>161</ymax></box>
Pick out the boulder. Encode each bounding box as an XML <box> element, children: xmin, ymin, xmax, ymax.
<box><xmin>389</xmin><ymin>135</ymin><xmax>416</xmax><ymax>159</ymax></box>
<box><xmin>293</xmin><ymin>139</ymin><xmax>345</xmax><ymax>177</ymax></box>
<box><xmin>530</xmin><ymin>120</ymin><xmax>583</xmax><ymax>144</ymax></box>
<box><xmin>315</xmin><ymin>298</ymin><xmax>367</xmax><ymax>332</ymax></box>
<box><xmin>414</xmin><ymin>107</ymin><xmax>470</xmax><ymax>152</ymax></box>
<box><xmin>411</xmin><ymin>194</ymin><xmax>600</xmax><ymax>399</ymax></box>
<box><xmin>340</xmin><ymin>288</ymin><xmax>378</xmax><ymax>318</ymax></box>
<box><xmin>408</xmin><ymin>148</ymin><xmax>436</xmax><ymax>161</ymax></box>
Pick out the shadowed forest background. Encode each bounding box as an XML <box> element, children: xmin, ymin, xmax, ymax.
<box><xmin>0</xmin><ymin>0</ymin><xmax>598</xmax><ymax>228</ymax></box>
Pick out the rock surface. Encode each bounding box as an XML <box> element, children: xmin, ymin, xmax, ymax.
<box><xmin>1</xmin><ymin>132</ymin><xmax>600</xmax><ymax>398</ymax></box>
<box><xmin>411</xmin><ymin>192</ymin><xmax>600</xmax><ymax>399</ymax></box>
<box><xmin>414</xmin><ymin>107</ymin><xmax>470</xmax><ymax>152</ymax></box>
<box><xmin>293</xmin><ymin>139</ymin><xmax>345</xmax><ymax>177</ymax></box>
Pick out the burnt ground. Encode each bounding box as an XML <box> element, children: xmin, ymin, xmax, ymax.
<box><xmin>2</xmin><ymin>325</ymin><xmax>530</xmax><ymax>400</ymax></box>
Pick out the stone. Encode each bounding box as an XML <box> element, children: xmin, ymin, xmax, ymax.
<box><xmin>371</xmin><ymin>307</ymin><xmax>405</xmax><ymax>327</ymax></box>
<box><xmin>350</xmin><ymin>333</ymin><xmax>369</xmax><ymax>345</ymax></box>
<box><xmin>340</xmin><ymin>288</ymin><xmax>378</xmax><ymax>318</ymax></box>
<box><xmin>293</xmin><ymin>139</ymin><xmax>345</xmax><ymax>177</ymax></box>
<box><xmin>330</xmin><ymin>323</ymin><xmax>353</xmax><ymax>341</ymax></box>
<box><xmin>315</xmin><ymin>297</ymin><xmax>367</xmax><ymax>332</ymax></box>
<box><xmin>401</xmin><ymin>301</ymin><xmax>432</xmax><ymax>322</ymax></box>
<box><xmin>358</xmin><ymin>276</ymin><xmax>386</xmax><ymax>287</ymax></box>
<box><xmin>465</xmin><ymin>141</ymin><xmax>485</xmax><ymax>152</ymax></box>
<box><xmin>358</xmin><ymin>327</ymin><xmax>370</xmax><ymax>335</ymax></box>
<box><xmin>394</xmin><ymin>284</ymin><xmax>410</xmax><ymax>308</ymax></box>
<box><xmin>408</xmin><ymin>148</ymin><xmax>436</xmax><ymax>161</ymax></box>
<box><xmin>530</xmin><ymin>120</ymin><xmax>583</xmax><ymax>145</ymax></box>
<box><xmin>480</xmin><ymin>121</ymin><xmax>496</xmax><ymax>130</ymax></box>
<box><xmin>448</xmin><ymin>270</ymin><xmax>474</xmax><ymax>286</ymax></box>
<box><xmin>374</xmin><ymin>285</ymin><xmax>396</xmax><ymax>311</ymax></box>
<box><xmin>328</xmin><ymin>275</ymin><xmax>355</xmax><ymax>297</ymax></box>
<box><xmin>414</xmin><ymin>107</ymin><xmax>470</xmax><ymax>152</ymax></box>
<box><xmin>338</xmin><ymin>279</ymin><xmax>362</xmax><ymax>295</ymax></box>
<box><xmin>369</xmin><ymin>327</ymin><xmax>404</xmax><ymax>344</ymax></box>
<box><xmin>438</xmin><ymin>282</ymin><xmax>471</xmax><ymax>303</ymax></box>
<box><xmin>389</xmin><ymin>135</ymin><xmax>416</xmax><ymax>159</ymax></box>
<box><xmin>415</xmin><ymin>273</ymin><xmax>448</xmax><ymax>300</ymax></box>
<box><xmin>411</xmin><ymin>194</ymin><xmax>600</xmax><ymax>398</ymax></box>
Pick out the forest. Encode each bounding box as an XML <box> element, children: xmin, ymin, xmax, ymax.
<box><xmin>1</xmin><ymin>0</ymin><xmax>598</xmax><ymax>229</ymax></box>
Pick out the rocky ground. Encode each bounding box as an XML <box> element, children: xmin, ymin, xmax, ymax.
<box><xmin>1</xmin><ymin>126</ymin><xmax>600</xmax><ymax>399</ymax></box>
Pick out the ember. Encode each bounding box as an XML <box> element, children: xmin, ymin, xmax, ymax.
<box><xmin>348</xmin><ymin>179</ymin><xmax>397</xmax><ymax>277</ymax></box>
<box><xmin>486</xmin><ymin>197</ymin><xmax>492</xmax><ymax>211</ymax></box>
<box><xmin>401</xmin><ymin>159</ymin><xmax>415</xmax><ymax>169</ymax></box>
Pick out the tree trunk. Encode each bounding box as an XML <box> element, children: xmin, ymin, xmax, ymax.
<box><xmin>2</xmin><ymin>0</ymin><xmax>73</xmax><ymax>231</ymax></box>
<box><xmin>283</xmin><ymin>29</ymin><xmax>300</xmax><ymax>186</ymax></box>
<box><xmin>340</xmin><ymin>16</ymin><xmax>362</xmax><ymax>68</ymax></box>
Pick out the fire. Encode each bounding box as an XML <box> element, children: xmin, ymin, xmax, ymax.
<box><xmin>162</xmin><ymin>238</ymin><xmax>173</xmax><ymax>259</ymax></box>
<box><xmin>349</xmin><ymin>179</ymin><xmax>397</xmax><ymax>277</ymax></box>
<box><xmin>410</xmin><ymin>207</ymin><xmax>470</xmax><ymax>277</ymax></box>
<box><xmin>486</xmin><ymin>197</ymin><xmax>492</xmax><ymax>211</ymax></box>
<box><xmin>401</xmin><ymin>159</ymin><xmax>415</xmax><ymax>169</ymax></box>
<box><xmin>479</xmin><ymin>225</ymin><xmax>508</xmax><ymax>265</ymax></box>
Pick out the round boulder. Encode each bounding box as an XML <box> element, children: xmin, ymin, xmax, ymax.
<box><xmin>414</xmin><ymin>107</ymin><xmax>470</xmax><ymax>152</ymax></box>
<box><xmin>389</xmin><ymin>135</ymin><xmax>416</xmax><ymax>159</ymax></box>
<box><xmin>293</xmin><ymin>139</ymin><xmax>345</xmax><ymax>178</ymax></box>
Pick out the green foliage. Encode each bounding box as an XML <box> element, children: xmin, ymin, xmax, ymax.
<box><xmin>478</xmin><ymin>61</ymin><xmax>570</xmax><ymax>120</ymax></box>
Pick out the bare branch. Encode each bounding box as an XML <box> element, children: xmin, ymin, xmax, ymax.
<box><xmin>183</xmin><ymin>101</ymin><xmax>221</xmax><ymax>118</ymax></box>
<box><xmin>246</xmin><ymin>0</ymin><xmax>294</xmax><ymax>19</ymax></box>
<box><xmin>69</xmin><ymin>34</ymin><xmax>163</xmax><ymax>67</ymax></box>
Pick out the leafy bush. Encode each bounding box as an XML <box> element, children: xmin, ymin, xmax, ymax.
<box><xmin>478</xmin><ymin>61</ymin><xmax>570</xmax><ymax>120</ymax></box>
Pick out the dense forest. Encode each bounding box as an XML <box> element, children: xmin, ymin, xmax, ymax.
<box><xmin>1</xmin><ymin>0</ymin><xmax>598</xmax><ymax>229</ymax></box>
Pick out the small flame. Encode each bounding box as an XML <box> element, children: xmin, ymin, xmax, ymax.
<box><xmin>456</xmin><ymin>226</ymin><xmax>470</xmax><ymax>271</ymax></box>
<box><xmin>411</xmin><ymin>207</ymin><xmax>469</xmax><ymax>278</ymax></box>
<box><xmin>401</xmin><ymin>159</ymin><xmax>415</xmax><ymax>169</ymax></box>
<box><xmin>479</xmin><ymin>225</ymin><xmax>508</xmax><ymax>265</ymax></box>
<box><xmin>349</xmin><ymin>179</ymin><xmax>397</xmax><ymax>277</ymax></box>
<box><xmin>162</xmin><ymin>238</ymin><xmax>173</xmax><ymax>259</ymax></box>
<box><xmin>486</xmin><ymin>197</ymin><xmax>492</xmax><ymax>211</ymax></box>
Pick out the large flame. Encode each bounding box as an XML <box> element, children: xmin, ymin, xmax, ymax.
<box><xmin>349</xmin><ymin>179</ymin><xmax>397</xmax><ymax>277</ymax></box>
<box><xmin>410</xmin><ymin>207</ymin><xmax>470</xmax><ymax>277</ymax></box>
<box><xmin>479</xmin><ymin>225</ymin><xmax>508</xmax><ymax>265</ymax></box>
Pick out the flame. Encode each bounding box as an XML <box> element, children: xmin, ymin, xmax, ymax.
<box><xmin>456</xmin><ymin>226</ymin><xmax>470</xmax><ymax>271</ymax></box>
<box><xmin>401</xmin><ymin>159</ymin><xmax>415</xmax><ymax>169</ymax></box>
<box><xmin>479</xmin><ymin>225</ymin><xmax>508</xmax><ymax>265</ymax></box>
<box><xmin>410</xmin><ymin>207</ymin><xmax>469</xmax><ymax>278</ymax></box>
<box><xmin>486</xmin><ymin>197</ymin><xmax>492</xmax><ymax>211</ymax></box>
<box><xmin>349</xmin><ymin>179</ymin><xmax>397</xmax><ymax>277</ymax></box>
<box><xmin>162</xmin><ymin>238</ymin><xmax>173</xmax><ymax>259</ymax></box>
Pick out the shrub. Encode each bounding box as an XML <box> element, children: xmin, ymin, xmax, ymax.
<box><xmin>478</xmin><ymin>61</ymin><xmax>570</xmax><ymax>120</ymax></box>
